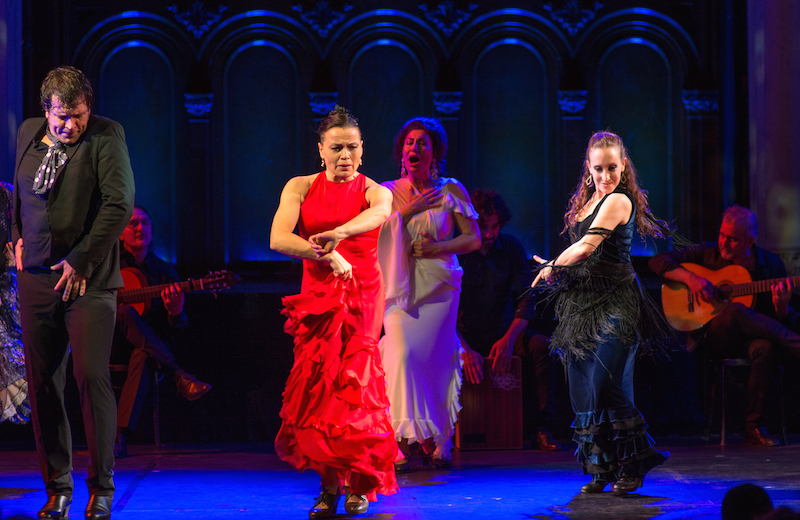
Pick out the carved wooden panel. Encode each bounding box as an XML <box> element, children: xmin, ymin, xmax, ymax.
<box><xmin>346</xmin><ymin>41</ymin><xmax>428</xmax><ymax>183</ymax></box>
<box><xmin>471</xmin><ymin>41</ymin><xmax>552</xmax><ymax>257</ymax></box>
<box><xmin>98</xmin><ymin>43</ymin><xmax>178</xmax><ymax>263</ymax></box>
<box><xmin>221</xmin><ymin>43</ymin><xmax>302</xmax><ymax>262</ymax></box>
<box><xmin>593</xmin><ymin>39</ymin><xmax>674</xmax><ymax>255</ymax></box>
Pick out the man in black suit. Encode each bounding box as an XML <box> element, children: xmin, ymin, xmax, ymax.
<box><xmin>12</xmin><ymin>65</ymin><xmax>135</xmax><ymax>520</ymax></box>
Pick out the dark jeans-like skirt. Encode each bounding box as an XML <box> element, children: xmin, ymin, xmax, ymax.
<box><xmin>567</xmin><ymin>322</ymin><xmax>668</xmax><ymax>477</ymax></box>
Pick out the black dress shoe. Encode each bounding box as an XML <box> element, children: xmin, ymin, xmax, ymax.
<box><xmin>113</xmin><ymin>432</ymin><xmax>128</xmax><ymax>458</ymax></box>
<box><xmin>393</xmin><ymin>457</ymin><xmax>410</xmax><ymax>474</ymax></box>
<box><xmin>344</xmin><ymin>487</ymin><xmax>369</xmax><ymax>515</ymax></box>
<box><xmin>309</xmin><ymin>489</ymin><xmax>340</xmax><ymax>519</ymax></box>
<box><xmin>84</xmin><ymin>495</ymin><xmax>112</xmax><ymax>520</ymax></box>
<box><xmin>420</xmin><ymin>452</ymin><xmax>452</xmax><ymax>469</ymax></box>
<box><xmin>534</xmin><ymin>428</ymin><xmax>562</xmax><ymax>451</ymax></box>
<box><xmin>38</xmin><ymin>494</ymin><xmax>72</xmax><ymax>520</ymax></box>
<box><xmin>745</xmin><ymin>427</ymin><xmax>781</xmax><ymax>447</ymax></box>
<box><xmin>174</xmin><ymin>372</ymin><xmax>212</xmax><ymax>401</ymax></box>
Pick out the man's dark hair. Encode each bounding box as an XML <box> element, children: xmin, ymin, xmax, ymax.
<box><xmin>40</xmin><ymin>65</ymin><xmax>94</xmax><ymax>111</ymax></box>
<box><xmin>471</xmin><ymin>189</ymin><xmax>512</xmax><ymax>227</ymax></box>
<box><xmin>722</xmin><ymin>483</ymin><xmax>773</xmax><ymax>520</ymax></box>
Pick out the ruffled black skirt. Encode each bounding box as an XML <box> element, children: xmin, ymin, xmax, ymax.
<box><xmin>541</xmin><ymin>260</ymin><xmax>673</xmax><ymax>476</ymax></box>
<box><xmin>567</xmin><ymin>324</ymin><xmax>668</xmax><ymax>476</ymax></box>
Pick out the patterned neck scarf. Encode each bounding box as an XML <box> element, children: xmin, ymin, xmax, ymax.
<box><xmin>32</xmin><ymin>128</ymin><xmax>68</xmax><ymax>194</ymax></box>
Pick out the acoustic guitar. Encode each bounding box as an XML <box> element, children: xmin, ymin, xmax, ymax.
<box><xmin>661</xmin><ymin>262</ymin><xmax>799</xmax><ymax>331</ymax></box>
<box><xmin>118</xmin><ymin>267</ymin><xmax>239</xmax><ymax>316</ymax></box>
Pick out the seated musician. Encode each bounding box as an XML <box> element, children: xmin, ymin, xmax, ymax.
<box><xmin>113</xmin><ymin>205</ymin><xmax>211</xmax><ymax>457</ymax></box>
<box><xmin>649</xmin><ymin>205</ymin><xmax>800</xmax><ymax>446</ymax></box>
<box><xmin>458</xmin><ymin>190</ymin><xmax>561</xmax><ymax>451</ymax></box>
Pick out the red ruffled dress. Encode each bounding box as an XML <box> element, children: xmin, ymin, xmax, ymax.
<box><xmin>275</xmin><ymin>172</ymin><xmax>398</xmax><ymax>500</ymax></box>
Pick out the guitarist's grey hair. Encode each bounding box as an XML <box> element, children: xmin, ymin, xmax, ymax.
<box><xmin>722</xmin><ymin>205</ymin><xmax>758</xmax><ymax>238</ymax></box>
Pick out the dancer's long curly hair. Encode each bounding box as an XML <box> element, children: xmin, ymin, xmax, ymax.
<box><xmin>563</xmin><ymin>131</ymin><xmax>667</xmax><ymax>238</ymax></box>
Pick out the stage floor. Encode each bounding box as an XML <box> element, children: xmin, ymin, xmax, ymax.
<box><xmin>1</xmin><ymin>438</ymin><xmax>799</xmax><ymax>519</ymax></box>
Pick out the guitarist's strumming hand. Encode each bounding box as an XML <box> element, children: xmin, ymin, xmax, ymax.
<box><xmin>683</xmin><ymin>272</ymin><xmax>717</xmax><ymax>304</ymax></box>
<box><xmin>161</xmin><ymin>282</ymin><xmax>185</xmax><ymax>316</ymax></box>
<box><xmin>772</xmin><ymin>278</ymin><xmax>794</xmax><ymax>321</ymax></box>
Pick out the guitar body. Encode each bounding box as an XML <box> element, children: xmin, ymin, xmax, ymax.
<box><xmin>661</xmin><ymin>263</ymin><xmax>753</xmax><ymax>331</ymax></box>
<box><xmin>120</xmin><ymin>267</ymin><xmax>151</xmax><ymax>316</ymax></box>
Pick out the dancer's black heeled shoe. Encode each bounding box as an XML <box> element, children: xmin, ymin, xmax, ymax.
<box><xmin>420</xmin><ymin>451</ymin><xmax>452</xmax><ymax>469</ymax></box>
<box><xmin>393</xmin><ymin>457</ymin><xmax>410</xmax><ymax>474</ymax></box>
<box><xmin>581</xmin><ymin>473</ymin><xmax>614</xmax><ymax>493</ymax></box>
<box><xmin>343</xmin><ymin>486</ymin><xmax>369</xmax><ymax>515</ymax></box>
<box><xmin>612</xmin><ymin>475</ymin><xmax>644</xmax><ymax>495</ymax></box>
<box><xmin>38</xmin><ymin>495</ymin><xmax>72</xmax><ymax>520</ymax></box>
<box><xmin>309</xmin><ymin>488</ymin><xmax>340</xmax><ymax>519</ymax></box>
<box><xmin>84</xmin><ymin>495</ymin><xmax>112</xmax><ymax>520</ymax></box>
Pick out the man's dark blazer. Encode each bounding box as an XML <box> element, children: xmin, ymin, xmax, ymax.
<box><xmin>11</xmin><ymin>115</ymin><xmax>135</xmax><ymax>290</ymax></box>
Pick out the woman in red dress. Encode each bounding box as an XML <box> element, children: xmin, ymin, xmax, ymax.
<box><xmin>270</xmin><ymin>107</ymin><xmax>397</xmax><ymax>518</ymax></box>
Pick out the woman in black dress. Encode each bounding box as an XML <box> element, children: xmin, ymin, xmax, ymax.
<box><xmin>532</xmin><ymin>131</ymin><xmax>672</xmax><ymax>495</ymax></box>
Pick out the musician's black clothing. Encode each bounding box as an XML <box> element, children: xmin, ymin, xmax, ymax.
<box><xmin>649</xmin><ymin>242</ymin><xmax>800</xmax><ymax>429</ymax></box>
<box><xmin>112</xmin><ymin>249</ymin><xmax>186</xmax><ymax>434</ymax></box>
<box><xmin>649</xmin><ymin>242</ymin><xmax>797</xmax><ymax>325</ymax></box>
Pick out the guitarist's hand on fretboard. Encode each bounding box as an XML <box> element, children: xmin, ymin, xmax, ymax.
<box><xmin>772</xmin><ymin>278</ymin><xmax>795</xmax><ymax>321</ymax></box>
<box><xmin>161</xmin><ymin>282</ymin><xmax>185</xmax><ymax>316</ymax></box>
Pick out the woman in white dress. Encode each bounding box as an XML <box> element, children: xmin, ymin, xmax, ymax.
<box><xmin>378</xmin><ymin>117</ymin><xmax>480</xmax><ymax>468</ymax></box>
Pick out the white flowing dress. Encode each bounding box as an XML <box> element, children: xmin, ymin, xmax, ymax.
<box><xmin>377</xmin><ymin>177</ymin><xmax>478</xmax><ymax>456</ymax></box>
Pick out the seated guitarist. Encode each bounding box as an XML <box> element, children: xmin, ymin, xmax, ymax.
<box><xmin>649</xmin><ymin>205</ymin><xmax>800</xmax><ymax>446</ymax></box>
<box><xmin>112</xmin><ymin>205</ymin><xmax>211</xmax><ymax>457</ymax></box>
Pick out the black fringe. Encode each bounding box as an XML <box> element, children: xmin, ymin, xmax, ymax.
<box><xmin>532</xmin><ymin>249</ymin><xmax>680</xmax><ymax>362</ymax></box>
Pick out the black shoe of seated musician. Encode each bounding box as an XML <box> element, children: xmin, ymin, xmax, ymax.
<box><xmin>534</xmin><ymin>428</ymin><xmax>562</xmax><ymax>451</ymax></box>
<box><xmin>114</xmin><ymin>431</ymin><xmax>128</xmax><ymax>458</ymax></box>
<box><xmin>174</xmin><ymin>371</ymin><xmax>212</xmax><ymax>401</ymax></box>
<box><xmin>745</xmin><ymin>426</ymin><xmax>781</xmax><ymax>447</ymax></box>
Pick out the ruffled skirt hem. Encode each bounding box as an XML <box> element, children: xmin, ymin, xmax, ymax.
<box><xmin>571</xmin><ymin>411</ymin><xmax>669</xmax><ymax>477</ymax></box>
<box><xmin>392</xmin><ymin>417</ymin><xmax>457</xmax><ymax>452</ymax></box>
<box><xmin>276</xmin><ymin>278</ymin><xmax>398</xmax><ymax>498</ymax></box>
<box><xmin>1</xmin><ymin>377</ymin><xmax>30</xmax><ymax>424</ymax></box>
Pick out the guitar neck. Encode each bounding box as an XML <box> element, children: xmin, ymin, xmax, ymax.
<box><xmin>118</xmin><ymin>279</ymin><xmax>205</xmax><ymax>304</ymax></box>
<box><xmin>726</xmin><ymin>275</ymin><xmax>800</xmax><ymax>298</ymax></box>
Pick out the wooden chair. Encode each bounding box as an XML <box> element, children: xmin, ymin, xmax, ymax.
<box><xmin>703</xmin><ymin>357</ymin><xmax>787</xmax><ymax>446</ymax></box>
<box><xmin>109</xmin><ymin>364</ymin><xmax>162</xmax><ymax>449</ymax></box>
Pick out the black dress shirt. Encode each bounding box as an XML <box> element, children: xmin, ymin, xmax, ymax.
<box><xmin>458</xmin><ymin>233</ymin><xmax>536</xmax><ymax>355</ymax></box>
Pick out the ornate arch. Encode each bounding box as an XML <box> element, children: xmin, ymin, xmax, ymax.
<box><xmin>449</xmin><ymin>10</ymin><xmax>568</xmax><ymax>258</ymax></box>
<box><xmin>74</xmin><ymin>11</ymin><xmax>196</xmax><ymax>79</ymax></box>
<box><xmin>575</xmin><ymin>8</ymin><xmax>700</xmax><ymax>86</ymax></box>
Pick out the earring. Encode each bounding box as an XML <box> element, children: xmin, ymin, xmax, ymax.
<box><xmin>320</xmin><ymin>158</ymin><xmax>325</xmax><ymax>168</ymax></box>
<box><xmin>400</xmin><ymin>164</ymin><xmax>407</xmax><ymax>178</ymax></box>
<box><xmin>430</xmin><ymin>162</ymin><xmax>440</xmax><ymax>181</ymax></box>
<box><xmin>360</xmin><ymin>158</ymin><xmax>363</xmax><ymax>166</ymax></box>
<box><xmin>586</xmin><ymin>176</ymin><xmax>593</xmax><ymax>187</ymax></box>
<box><xmin>620</xmin><ymin>172</ymin><xmax>626</xmax><ymax>185</ymax></box>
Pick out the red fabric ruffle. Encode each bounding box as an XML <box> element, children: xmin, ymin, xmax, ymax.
<box><xmin>275</xmin><ymin>277</ymin><xmax>398</xmax><ymax>499</ymax></box>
